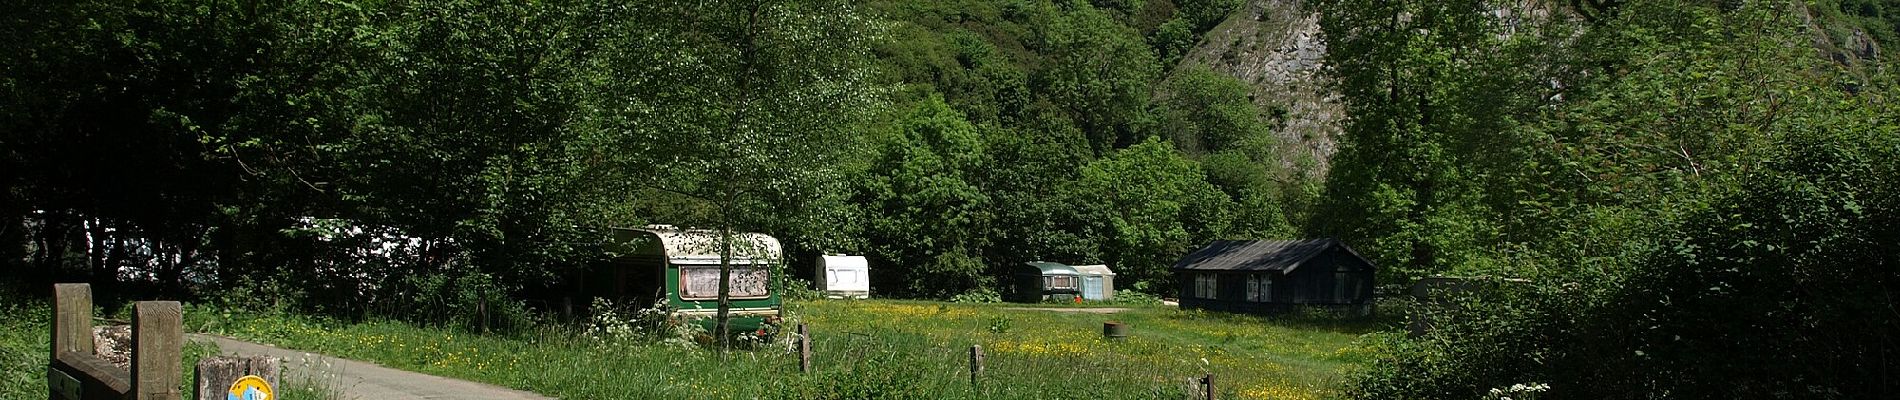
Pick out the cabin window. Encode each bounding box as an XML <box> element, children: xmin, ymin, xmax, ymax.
<box><xmin>1045</xmin><ymin>275</ymin><xmax>1075</xmax><ymax>289</ymax></box>
<box><xmin>1246</xmin><ymin>274</ymin><xmax>1273</xmax><ymax>302</ymax></box>
<box><xmin>680</xmin><ymin>265</ymin><xmax>770</xmax><ymax>299</ymax></box>
<box><xmin>1334</xmin><ymin>272</ymin><xmax>1352</xmax><ymax>303</ymax></box>
<box><xmin>1194</xmin><ymin>273</ymin><xmax>1217</xmax><ymax>299</ymax></box>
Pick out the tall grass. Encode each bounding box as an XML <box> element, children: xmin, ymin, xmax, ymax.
<box><xmin>0</xmin><ymin>297</ymin><xmax>50</xmax><ymax>399</ymax></box>
<box><xmin>195</xmin><ymin>299</ymin><xmax>1379</xmax><ymax>399</ymax></box>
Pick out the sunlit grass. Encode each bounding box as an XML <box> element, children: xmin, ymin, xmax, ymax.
<box><xmin>192</xmin><ymin>299</ymin><xmax>1380</xmax><ymax>399</ymax></box>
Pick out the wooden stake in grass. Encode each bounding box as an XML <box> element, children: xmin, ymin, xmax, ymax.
<box><xmin>1201</xmin><ymin>373</ymin><xmax>1215</xmax><ymax>400</ymax></box>
<box><xmin>796</xmin><ymin>323</ymin><xmax>811</xmax><ymax>373</ymax></box>
<box><xmin>969</xmin><ymin>345</ymin><xmax>984</xmax><ymax>388</ymax></box>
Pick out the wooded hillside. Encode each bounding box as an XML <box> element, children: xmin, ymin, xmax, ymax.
<box><xmin>4</xmin><ymin>1</ymin><xmax>1898</xmax><ymax>397</ymax></box>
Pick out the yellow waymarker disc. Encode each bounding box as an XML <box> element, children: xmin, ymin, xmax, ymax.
<box><xmin>227</xmin><ymin>375</ymin><xmax>273</xmax><ymax>400</ymax></box>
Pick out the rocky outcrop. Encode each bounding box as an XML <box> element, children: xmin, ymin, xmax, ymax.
<box><xmin>1175</xmin><ymin>0</ymin><xmax>1339</xmax><ymax>176</ymax></box>
<box><xmin>1174</xmin><ymin>0</ymin><xmax>1887</xmax><ymax>178</ymax></box>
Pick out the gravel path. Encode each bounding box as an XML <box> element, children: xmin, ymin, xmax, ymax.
<box><xmin>189</xmin><ymin>334</ymin><xmax>553</xmax><ymax>400</ymax></box>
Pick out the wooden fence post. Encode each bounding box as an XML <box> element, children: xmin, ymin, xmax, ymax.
<box><xmin>969</xmin><ymin>345</ymin><xmax>984</xmax><ymax>387</ymax></box>
<box><xmin>195</xmin><ymin>356</ymin><xmax>280</xmax><ymax>400</ymax></box>
<box><xmin>51</xmin><ymin>284</ymin><xmax>94</xmax><ymax>360</ymax></box>
<box><xmin>797</xmin><ymin>324</ymin><xmax>811</xmax><ymax>373</ymax></box>
<box><xmin>1202</xmin><ymin>373</ymin><xmax>1215</xmax><ymax>400</ymax></box>
<box><xmin>132</xmin><ymin>301</ymin><xmax>182</xmax><ymax>400</ymax></box>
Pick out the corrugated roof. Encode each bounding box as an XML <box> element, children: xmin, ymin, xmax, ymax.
<box><xmin>1171</xmin><ymin>239</ymin><xmax>1353</xmax><ymax>272</ymax></box>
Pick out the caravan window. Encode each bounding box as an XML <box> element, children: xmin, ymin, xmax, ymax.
<box><xmin>1044</xmin><ymin>275</ymin><xmax>1075</xmax><ymax>289</ymax></box>
<box><xmin>681</xmin><ymin>265</ymin><xmax>770</xmax><ymax>299</ymax></box>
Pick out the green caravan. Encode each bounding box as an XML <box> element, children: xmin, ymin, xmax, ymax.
<box><xmin>581</xmin><ymin>225</ymin><xmax>784</xmax><ymax>332</ymax></box>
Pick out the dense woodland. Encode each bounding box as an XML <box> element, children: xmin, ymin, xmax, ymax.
<box><xmin>4</xmin><ymin>0</ymin><xmax>1899</xmax><ymax>398</ymax></box>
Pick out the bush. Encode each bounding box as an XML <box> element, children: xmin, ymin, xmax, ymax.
<box><xmin>587</xmin><ymin>297</ymin><xmax>705</xmax><ymax>348</ymax></box>
<box><xmin>948</xmin><ymin>288</ymin><xmax>1002</xmax><ymax>303</ymax></box>
<box><xmin>779</xmin><ymin>277</ymin><xmax>825</xmax><ymax>302</ymax></box>
<box><xmin>1348</xmin><ymin>133</ymin><xmax>1900</xmax><ymax>399</ymax></box>
<box><xmin>382</xmin><ymin>269</ymin><xmax>537</xmax><ymax>335</ymax></box>
<box><xmin>1104</xmin><ymin>289</ymin><xmax>1163</xmax><ymax>305</ymax></box>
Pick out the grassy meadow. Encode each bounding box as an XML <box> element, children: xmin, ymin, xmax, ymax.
<box><xmin>190</xmin><ymin>299</ymin><xmax>1383</xmax><ymax>399</ymax></box>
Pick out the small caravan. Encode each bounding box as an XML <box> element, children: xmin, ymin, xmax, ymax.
<box><xmin>816</xmin><ymin>254</ymin><xmax>870</xmax><ymax>299</ymax></box>
<box><xmin>577</xmin><ymin>225</ymin><xmax>784</xmax><ymax>330</ymax></box>
<box><xmin>1010</xmin><ymin>261</ymin><xmax>1081</xmax><ymax>303</ymax></box>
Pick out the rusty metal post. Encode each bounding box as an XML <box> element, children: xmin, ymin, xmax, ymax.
<box><xmin>969</xmin><ymin>345</ymin><xmax>984</xmax><ymax>387</ymax></box>
<box><xmin>796</xmin><ymin>323</ymin><xmax>811</xmax><ymax>373</ymax></box>
<box><xmin>131</xmin><ymin>301</ymin><xmax>182</xmax><ymax>400</ymax></box>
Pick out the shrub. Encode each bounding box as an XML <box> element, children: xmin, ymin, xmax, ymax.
<box><xmin>779</xmin><ymin>277</ymin><xmax>825</xmax><ymax>302</ymax></box>
<box><xmin>588</xmin><ymin>297</ymin><xmax>705</xmax><ymax>348</ymax></box>
<box><xmin>1104</xmin><ymin>289</ymin><xmax>1163</xmax><ymax>305</ymax></box>
<box><xmin>948</xmin><ymin>288</ymin><xmax>1002</xmax><ymax>303</ymax></box>
<box><xmin>384</xmin><ymin>269</ymin><xmax>537</xmax><ymax>335</ymax></box>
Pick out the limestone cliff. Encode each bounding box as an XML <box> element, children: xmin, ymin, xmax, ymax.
<box><xmin>1175</xmin><ymin>0</ymin><xmax>1337</xmax><ymax>176</ymax></box>
<box><xmin>1171</xmin><ymin>0</ymin><xmax>1885</xmax><ymax>179</ymax></box>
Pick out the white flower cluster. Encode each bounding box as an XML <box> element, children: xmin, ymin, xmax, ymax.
<box><xmin>1485</xmin><ymin>382</ymin><xmax>1550</xmax><ymax>400</ymax></box>
<box><xmin>589</xmin><ymin>298</ymin><xmax>704</xmax><ymax>348</ymax></box>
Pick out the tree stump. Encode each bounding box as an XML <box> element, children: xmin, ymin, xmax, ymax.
<box><xmin>194</xmin><ymin>356</ymin><xmax>280</xmax><ymax>400</ymax></box>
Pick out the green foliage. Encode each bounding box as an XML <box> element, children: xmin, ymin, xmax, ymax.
<box><xmin>949</xmin><ymin>288</ymin><xmax>1005</xmax><ymax>303</ymax></box>
<box><xmin>1102</xmin><ymin>288</ymin><xmax>1165</xmax><ymax>305</ymax></box>
<box><xmin>1075</xmin><ymin>139</ymin><xmax>1235</xmax><ymax>289</ymax></box>
<box><xmin>1151</xmin><ymin>17</ymin><xmax>1199</xmax><ymax>66</ymax></box>
<box><xmin>0</xmin><ymin>0</ymin><xmax>1307</xmax><ymax>313</ymax></box>
<box><xmin>860</xmin><ymin>98</ymin><xmax>997</xmax><ymax>297</ymax></box>
<box><xmin>1823</xmin><ymin>0</ymin><xmax>1900</xmax><ymax>48</ymax></box>
<box><xmin>398</xmin><ymin>270</ymin><xmax>537</xmax><ymax>335</ymax></box>
<box><xmin>1312</xmin><ymin>0</ymin><xmax>1541</xmax><ymax>284</ymax></box>
<box><xmin>1178</xmin><ymin>0</ymin><xmax>1245</xmax><ymax>29</ymax></box>
<box><xmin>1158</xmin><ymin>66</ymin><xmax>1270</xmax><ymax>154</ymax></box>
<box><xmin>1331</xmin><ymin>0</ymin><xmax>1900</xmax><ymax>398</ymax></box>
<box><xmin>778</xmin><ymin>277</ymin><xmax>827</xmax><ymax>302</ymax></box>
<box><xmin>1039</xmin><ymin>2</ymin><xmax>1164</xmax><ymax>152</ymax></box>
<box><xmin>0</xmin><ymin>291</ymin><xmax>45</xmax><ymax>399</ymax></box>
